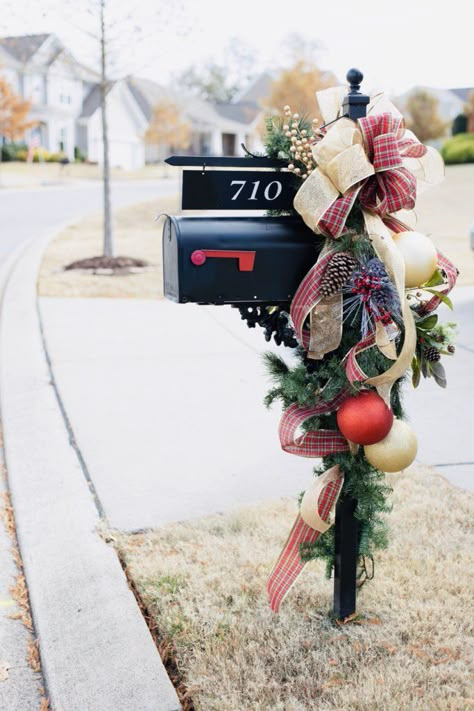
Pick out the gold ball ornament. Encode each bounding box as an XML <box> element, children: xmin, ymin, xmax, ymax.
<box><xmin>392</xmin><ymin>231</ymin><xmax>438</xmax><ymax>288</ymax></box>
<box><xmin>364</xmin><ymin>419</ymin><xmax>417</xmax><ymax>473</ymax></box>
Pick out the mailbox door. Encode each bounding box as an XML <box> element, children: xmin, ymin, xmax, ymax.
<box><xmin>163</xmin><ymin>216</ymin><xmax>323</xmax><ymax>305</ymax></box>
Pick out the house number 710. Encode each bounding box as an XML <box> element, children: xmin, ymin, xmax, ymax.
<box><xmin>230</xmin><ymin>180</ymin><xmax>283</xmax><ymax>201</ymax></box>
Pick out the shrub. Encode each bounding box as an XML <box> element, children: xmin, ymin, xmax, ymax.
<box><xmin>31</xmin><ymin>147</ymin><xmax>50</xmax><ymax>162</ymax></box>
<box><xmin>46</xmin><ymin>152</ymin><xmax>68</xmax><ymax>163</ymax></box>
<box><xmin>441</xmin><ymin>133</ymin><xmax>474</xmax><ymax>164</ymax></box>
<box><xmin>452</xmin><ymin>114</ymin><xmax>467</xmax><ymax>136</ymax></box>
<box><xmin>74</xmin><ymin>146</ymin><xmax>86</xmax><ymax>162</ymax></box>
<box><xmin>1</xmin><ymin>142</ymin><xmax>28</xmax><ymax>161</ymax></box>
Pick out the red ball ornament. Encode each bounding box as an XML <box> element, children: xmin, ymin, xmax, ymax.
<box><xmin>337</xmin><ymin>391</ymin><xmax>394</xmax><ymax>445</ymax></box>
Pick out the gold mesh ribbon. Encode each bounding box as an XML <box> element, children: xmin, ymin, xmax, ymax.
<box><xmin>293</xmin><ymin>87</ymin><xmax>444</xmax><ymax>400</ymax></box>
<box><xmin>294</xmin><ymin>89</ymin><xmax>444</xmax><ymax>236</ymax></box>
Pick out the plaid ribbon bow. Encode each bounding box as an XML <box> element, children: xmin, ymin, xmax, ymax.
<box><xmin>319</xmin><ymin>113</ymin><xmax>427</xmax><ymax>239</ymax></box>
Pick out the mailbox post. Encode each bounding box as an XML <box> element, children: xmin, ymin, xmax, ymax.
<box><xmin>163</xmin><ymin>69</ymin><xmax>370</xmax><ymax>620</ymax></box>
<box><xmin>333</xmin><ymin>68</ymin><xmax>370</xmax><ymax>620</ymax></box>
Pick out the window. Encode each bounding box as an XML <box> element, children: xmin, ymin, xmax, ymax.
<box><xmin>30</xmin><ymin>74</ymin><xmax>45</xmax><ymax>104</ymax></box>
<box><xmin>59</xmin><ymin>79</ymin><xmax>75</xmax><ymax>106</ymax></box>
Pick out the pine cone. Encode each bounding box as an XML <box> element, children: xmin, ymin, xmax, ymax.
<box><xmin>448</xmin><ymin>344</ymin><xmax>455</xmax><ymax>354</ymax></box>
<box><xmin>319</xmin><ymin>252</ymin><xmax>358</xmax><ymax>297</ymax></box>
<box><xmin>424</xmin><ymin>346</ymin><xmax>441</xmax><ymax>362</ymax></box>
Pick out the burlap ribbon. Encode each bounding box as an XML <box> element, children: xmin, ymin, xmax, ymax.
<box><xmin>292</xmin><ymin>87</ymin><xmax>445</xmax><ymax>403</ymax></box>
<box><xmin>294</xmin><ymin>90</ymin><xmax>444</xmax><ymax>239</ymax></box>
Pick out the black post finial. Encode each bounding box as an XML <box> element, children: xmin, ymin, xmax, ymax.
<box><xmin>342</xmin><ymin>68</ymin><xmax>370</xmax><ymax>121</ymax></box>
<box><xmin>346</xmin><ymin>68</ymin><xmax>364</xmax><ymax>93</ymax></box>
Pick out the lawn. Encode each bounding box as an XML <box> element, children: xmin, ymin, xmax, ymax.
<box><xmin>38</xmin><ymin>196</ymin><xmax>179</xmax><ymax>299</ymax></box>
<box><xmin>114</xmin><ymin>464</ymin><xmax>474</xmax><ymax>711</ymax></box>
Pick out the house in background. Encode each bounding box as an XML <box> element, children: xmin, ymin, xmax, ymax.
<box><xmin>0</xmin><ymin>33</ymin><xmax>148</xmax><ymax>169</ymax></box>
<box><xmin>0</xmin><ymin>34</ymin><xmax>98</xmax><ymax>160</ymax></box>
<box><xmin>127</xmin><ymin>77</ymin><xmax>265</xmax><ymax>162</ymax></box>
<box><xmin>77</xmin><ymin>81</ymin><xmax>148</xmax><ymax>170</ymax></box>
<box><xmin>0</xmin><ymin>33</ymin><xmax>267</xmax><ymax>168</ymax></box>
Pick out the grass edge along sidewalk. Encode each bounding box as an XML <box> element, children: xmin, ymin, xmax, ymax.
<box><xmin>115</xmin><ymin>464</ymin><xmax>474</xmax><ymax>711</ymax></box>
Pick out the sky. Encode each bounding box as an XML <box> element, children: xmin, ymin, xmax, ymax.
<box><xmin>1</xmin><ymin>0</ymin><xmax>473</xmax><ymax>96</ymax></box>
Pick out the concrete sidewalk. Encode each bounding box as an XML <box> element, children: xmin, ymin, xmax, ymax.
<box><xmin>38</xmin><ymin>286</ymin><xmax>473</xmax><ymax>537</ymax></box>
<box><xmin>1</xmin><ymin>233</ymin><xmax>180</xmax><ymax>711</ymax></box>
<box><xmin>38</xmin><ymin>298</ymin><xmax>312</xmax><ymax>532</ymax></box>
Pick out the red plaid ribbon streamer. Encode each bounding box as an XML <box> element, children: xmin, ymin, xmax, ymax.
<box><xmin>318</xmin><ymin>113</ymin><xmax>427</xmax><ymax>239</ymax></box>
<box><xmin>279</xmin><ymin>396</ymin><xmax>349</xmax><ymax>458</ymax></box>
<box><xmin>269</xmin><ymin>385</ymin><xmax>349</xmax><ymax>609</ymax></box>
<box><xmin>267</xmin><ymin>473</ymin><xmax>343</xmax><ymax>613</ymax></box>
<box><xmin>344</xmin><ymin>333</ymin><xmax>377</xmax><ymax>384</ymax></box>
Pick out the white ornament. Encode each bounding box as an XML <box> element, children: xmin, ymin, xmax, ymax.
<box><xmin>392</xmin><ymin>231</ymin><xmax>438</xmax><ymax>288</ymax></box>
<box><xmin>364</xmin><ymin>419</ymin><xmax>417</xmax><ymax>472</ymax></box>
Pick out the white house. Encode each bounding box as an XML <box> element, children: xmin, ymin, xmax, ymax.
<box><xmin>0</xmin><ymin>34</ymin><xmax>270</xmax><ymax>168</ymax></box>
<box><xmin>0</xmin><ymin>33</ymin><xmax>148</xmax><ymax>169</ymax></box>
<box><xmin>0</xmin><ymin>34</ymin><xmax>97</xmax><ymax>160</ymax></box>
<box><xmin>127</xmin><ymin>77</ymin><xmax>265</xmax><ymax>162</ymax></box>
<box><xmin>77</xmin><ymin>81</ymin><xmax>148</xmax><ymax>170</ymax></box>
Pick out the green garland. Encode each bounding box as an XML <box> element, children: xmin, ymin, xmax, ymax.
<box><xmin>261</xmin><ymin>113</ymin><xmax>410</xmax><ymax>580</ymax></box>
<box><xmin>263</xmin><ymin>264</ymin><xmax>405</xmax><ymax>578</ymax></box>
<box><xmin>259</xmin><ymin>104</ymin><xmax>458</xmax><ymax>587</ymax></box>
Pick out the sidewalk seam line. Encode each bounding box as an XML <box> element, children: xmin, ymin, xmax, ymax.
<box><xmin>434</xmin><ymin>461</ymin><xmax>474</xmax><ymax>467</ymax></box>
<box><xmin>35</xmin><ymin>299</ymin><xmax>107</xmax><ymax>521</ymax></box>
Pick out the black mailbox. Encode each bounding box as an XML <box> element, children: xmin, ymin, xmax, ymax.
<box><xmin>162</xmin><ymin>215</ymin><xmax>323</xmax><ymax>305</ymax></box>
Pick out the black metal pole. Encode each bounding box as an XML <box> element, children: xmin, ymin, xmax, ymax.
<box><xmin>333</xmin><ymin>69</ymin><xmax>370</xmax><ymax>620</ymax></box>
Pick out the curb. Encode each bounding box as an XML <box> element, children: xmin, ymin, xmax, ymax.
<box><xmin>0</xmin><ymin>231</ymin><xmax>181</xmax><ymax>710</ymax></box>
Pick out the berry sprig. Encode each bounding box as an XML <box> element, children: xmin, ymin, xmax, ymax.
<box><xmin>344</xmin><ymin>258</ymin><xmax>402</xmax><ymax>337</ymax></box>
<box><xmin>282</xmin><ymin>105</ymin><xmax>317</xmax><ymax>180</ymax></box>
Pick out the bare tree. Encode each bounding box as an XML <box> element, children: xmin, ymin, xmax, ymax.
<box><xmin>1</xmin><ymin>0</ymin><xmax>189</xmax><ymax>266</ymax></box>
<box><xmin>99</xmin><ymin>0</ymin><xmax>113</xmax><ymax>257</ymax></box>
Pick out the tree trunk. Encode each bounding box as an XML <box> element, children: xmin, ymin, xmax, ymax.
<box><xmin>100</xmin><ymin>0</ymin><xmax>114</xmax><ymax>257</ymax></box>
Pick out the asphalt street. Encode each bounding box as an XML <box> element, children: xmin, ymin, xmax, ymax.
<box><xmin>0</xmin><ymin>178</ymin><xmax>179</xmax><ymax>262</ymax></box>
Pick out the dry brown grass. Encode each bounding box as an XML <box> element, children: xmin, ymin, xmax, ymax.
<box><xmin>115</xmin><ymin>464</ymin><xmax>474</xmax><ymax>711</ymax></box>
<box><xmin>38</xmin><ymin>196</ymin><xmax>179</xmax><ymax>298</ymax></box>
<box><xmin>1</xmin><ymin>453</ymin><xmax>49</xmax><ymax>706</ymax></box>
